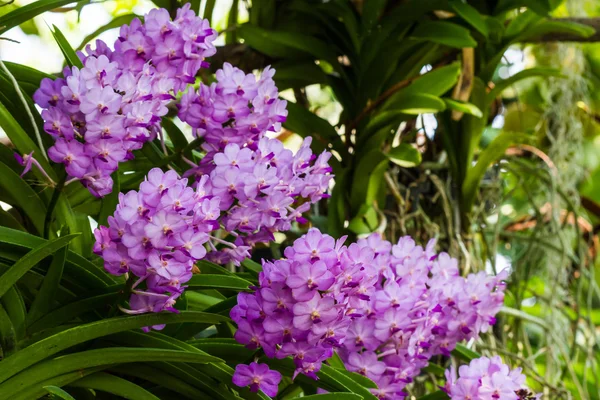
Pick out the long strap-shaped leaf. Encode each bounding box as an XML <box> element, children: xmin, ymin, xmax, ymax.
<box><xmin>26</xmin><ymin>243</ymin><xmax>68</xmax><ymax>326</ymax></box>
<box><xmin>187</xmin><ymin>274</ymin><xmax>252</xmax><ymax>291</ymax></box>
<box><xmin>68</xmin><ymin>372</ymin><xmax>161</xmax><ymax>400</ymax></box>
<box><xmin>43</xmin><ymin>386</ymin><xmax>76</xmax><ymax>400</ymax></box>
<box><xmin>0</xmin><ymin>0</ymin><xmax>87</xmax><ymax>35</ymax></box>
<box><xmin>0</xmin><ymin>161</ymin><xmax>47</xmax><ymax>235</ymax></box>
<box><xmin>109</xmin><ymin>364</ymin><xmax>207</xmax><ymax>399</ymax></box>
<box><xmin>0</xmin><ymin>311</ymin><xmax>228</xmax><ymax>383</ymax></box>
<box><xmin>0</xmin><ymin>227</ymin><xmax>114</xmax><ymax>287</ymax></box>
<box><xmin>0</xmin><ymin>233</ymin><xmax>79</xmax><ymax>298</ymax></box>
<box><xmin>27</xmin><ymin>290</ymin><xmax>120</xmax><ymax>334</ymax></box>
<box><xmin>0</xmin><ymin>348</ymin><xmax>221</xmax><ymax>399</ymax></box>
<box><xmin>14</xmin><ymin>367</ymin><xmax>106</xmax><ymax>400</ymax></box>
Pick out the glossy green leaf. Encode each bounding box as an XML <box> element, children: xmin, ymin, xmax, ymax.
<box><xmin>109</xmin><ymin>364</ymin><xmax>207</xmax><ymax>399</ymax></box>
<box><xmin>387</xmin><ymin>143</ymin><xmax>422</xmax><ymax>167</ymax></box>
<box><xmin>319</xmin><ymin>365</ymin><xmax>377</xmax><ymax>399</ymax></box>
<box><xmin>423</xmin><ymin>362</ymin><xmax>447</xmax><ymax>376</ymax></box>
<box><xmin>49</xmin><ymin>24</ymin><xmax>84</xmax><ymax>68</ymax></box>
<box><xmin>0</xmin><ymin>209</ymin><xmax>24</xmax><ymax>232</ymax></box>
<box><xmin>411</xmin><ymin>21</ymin><xmax>477</xmax><ymax>48</ymax></box>
<box><xmin>486</xmin><ymin>67</ymin><xmax>563</xmax><ymax>105</ymax></box>
<box><xmin>68</xmin><ymin>372</ymin><xmax>160</xmax><ymax>400</ymax></box>
<box><xmin>515</xmin><ymin>18</ymin><xmax>595</xmax><ymax>42</ymax></box>
<box><xmin>0</xmin><ymin>227</ymin><xmax>114</xmax><ymax>288</ymax></box>
<box><xmin>450</xmin><ymin>0</ymin><xmax>489</xmax><ymax>38</ymax></box>
<box><xmin>0</xmin><ymin>311</ymin><xmax>228</xmax><ymax>383</ymax></box>
<box><xmin>1</xmin><ymin>286</ymin><xmax>26</xmax><ymax>340</ymax></box>
<box><xmin>0</xmin><ymin>0</ymin><xmax>86</xmax><ymax>35</ymax></box>
<box><xmin>383</xmin><ymin>93</ymin><xmax>446</xmax><ymax>115</ymax></box>
<box><xmin>0</xmin><ymin>348</ymin><xmax>221</xmax><ymax>399</ymax></box>
<box><xmin>350</xmin><ymin>150</ymin><xmax>387</xmax><ymax>211</ymax></box>
<box><xmin>43</xmin><ymin>386</ymin><xmax>76</xmax><ymax>400</ymax></box>
<box><xmin>0</xmin><ymin>233</ymin><xmax>79</xmax><ymax>298</ymax></box>
<box><xmin>26</xmin><ymin>243</ymin><xmax>68</xmax><ymax>326</ymax></box>
<box><xmin>0</xmin><ymin>305</ymin><xmax>17</xmax><ymax>358</ymax></box>
<box><xmin>451</xmin><ymin>343</ymin><xmax>482</xmax><ymax>362</ymax></box>
<box><xmin>187</xmin><ymin>274</ymin><xmax>252</xmax><ymax>291</ymax></box>
<box><xmin>28</xmin><ymin>290</ymin><xmax>119</xmax><ymax>333</ymax></box>
<box><xmin>0</xmin><ymin>161</ymin><xmax>46</xmax><ymax>235</ymax></box>
<box><xmin>443</xmin><ymin>98</ymin><xmax>483</xmax><ymax>118</ymax></box>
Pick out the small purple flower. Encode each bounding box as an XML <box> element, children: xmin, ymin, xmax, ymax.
<box><xmin>232</xmin><ymin>362</ymin><xmax>281</xmax><ymax>397</ymax></box>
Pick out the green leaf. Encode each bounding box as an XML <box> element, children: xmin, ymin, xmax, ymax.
<box><xmin>451</xmin><ymin>343</ymin><xmax>481</xmax><ymax>362</ymax></box>
<box><xmin>109</xmin><ymin>364</ymin><xmax>207</xmax><ymax>399</ymax></box>
<box><xmin>350</xmin><ymin>150</ymin><xmax>388</xmax><ymax>211</ymax></box>
<box><xmin>450</xmin><ymin>0</ymin><xmax>489</xmax><ymax>38</ymax></box>
<box><xmin>0</xmin><ymin>348</ymin><xmax>221</xmax><ymax>398</ymax></box>
<box><xmin>423</xmin><ymin>362</ymin><xmax>447</xmax><ymax>376</ymax></box>
<box><xmin>443</xmin><ymin>98</ymin><xmax>483</xmax><ymax>118</ymax></box>
<box><xmin>461</xmin><ymin>131</ymin><xmax>532</xmax><ymax>211</ymax></box>
<box><xmin>301</xmin><ymin>395</ymin><xmax>362</xmax><ymax>400</ymax></box>
<box><xmin>241</xmin><ymin>258</ymin><xmax>262</xmax><ymax>274</ymax></box>
<box><xmin>76</xmin><ymin>14</ymin><xmax>139</xmax><ymax>51</ymax></box>
<box><xmin>49</xmin><ymin>24</ymin><xmax>83</xmax><ymax>69</ymax></box>
<box><xmin>0</xmin><ymin>233</ymin><xmax>79</xmax><ymax>298</ymax></box>
<box><xmin>0</xmin><ymin>102</ymin><xmax>55</xmax><ymax>182</ymax></box>
<box><xmin>0</xmin><ymin>161</ymin><xmax>47</xmax><ymax>235</ymax></box>
<box><xmin>0</xmin><ymin>311</ymin><xmax>228</xmax><ymax>384</ymax></box>
<box><xmin>486</xmin><ymin>67</ymin><xmax>563</xmax><ymax>105</ymax></box>
<box><xmin>362</xmin><ymin>0</ymin><xmax>387</xmax><ymax>30</ymax></box>
<box><xmin>411</xmin><ymin>21</ymin><xmax>477</xmax><ymax>48</ymax></box>
<box><xmin>1</xmin><ymin>62</ymin><xmax>52</xmax><ymax>98</ymax></box>
<box><xmin>383</xmin><ymin>93</ymin><xmax>446</xmax><ymax>115</ymax></box>
<box><xmin>44</xmin><ymin>386</ymin><xmax>76</xmax><ymax>400</ymax></box>
<box><xmin>0</xmin><ymin>0</ymin><xmax>86</xmax><ymax>35</ymax></box>
<box><xmin>0</xmin><ymin>227</ymin><xmax>114</xmax><ymax>288</ymax></box>
<box><xmin>338</xmin><ymin>370</ymin><xmax>378</xmax><ymax>389</ymax></box>
<box><xmin>0</xmin><ymin>208</ymin><xmax>24</xmax><ymax>232</ymax></box>
<box><xmin>187</xmin><ymin>274</ymin><xmax>252</xmax><ymax>291</ymax></box>
<box><xmin>387</xmin><ymin>143</ymin><xmax>422</xmax><ymax>167</ymax></box>
<box><xmin>237</xmin><ymin>24</ymin><xmax>345</xmax><ymax>80</ymax></box>
<box><xmin>515</xmin><ymin>18</ymin><xmax>596</xmax><ymax>42</ymax></box>
<box><xmin>417</xmin><ymin>391</ymin><xmax>449</xmax><ymax>400</ymax></box>
<box><xmin>318</xmin><ymin>365</ymin><xmax>377</xmax><ymax>399</ymax></box>
<box><xmin>0</xmin><ymin>305</ymin><xmax>17</xmax><ymax>358</ymax></box>
<box><xmin>27</xmin><ymin>290</ymin><xmax>120</xmax><ymax>333</ymax></box>
<box><xmin>327</xmin><ymin>352</ymin><xmax>346</xmax><ymax>370</ymax></box>
<box><xmin>1</xmin><ymin>287</ymin><xmax>26</xmax><ymax>340</ymax></box>
<box><xmin>26</xmin><ymin>243</ymin><xmax>68</xmax><ymax>327</ymax></box>
<box><xmin>284</xmin><ymin>101</ymin><xmax>345</xmax><ymax>158</ymax></box>
<box><xmin>68</xmin><ymin>372</ymin><xmax>160</xmax><ymax>400</ymax></box>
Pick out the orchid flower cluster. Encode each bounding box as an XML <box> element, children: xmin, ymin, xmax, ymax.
<box><xmin>177</xmin><ymin>63</ymin><xmax>332</xmax><ymax>264</ymax></box>
<box><xmin>93</xmin><ymin>167</ymin><xmax>219</xmax><ymax>325</ymax></box>
<box><xmin>33</xmin><ymin>4</ymin><xmax>216</xmax><ymax>196</ymax></box>
<box><xmin>178</xmin><ymin>62</ymin><xmax>288</xmax><ymax>154</ymax></box>
<box><xmin>444</xmin><ymin>356</ymin><xmax>540</xmax><ymax>399</ymax></box>
<box><xmin>230</xmin><ymin>228</ymin><xmax>372</xmax><ymax>379</ymax></box>
<box><xmin>230</xmin><ymin>230</ymin><xmax>507</xmax><ymax>398</ymax></box>
<box><xmin>338</xmin><ymin>234</ymin><xmax>507</xmax><ymax>398</ymax></box>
